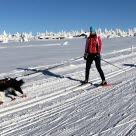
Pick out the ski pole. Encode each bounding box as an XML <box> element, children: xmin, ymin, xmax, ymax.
<box><xmin>70</xmin><ymin>56</ymin><xmax>84</xmax><ymax>61</ymax></box>
<box><xmin>101</xmin><ymin>58</ymin><xmax>126</xmax><ymax>72</ymax></box>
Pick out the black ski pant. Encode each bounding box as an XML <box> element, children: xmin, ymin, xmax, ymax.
<box><xmin>85</xmin><ymin>54</ymin><xmax>105</xmax><ymax>81</ymax></box>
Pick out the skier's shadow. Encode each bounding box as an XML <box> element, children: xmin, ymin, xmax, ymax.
<box><xmin>66</xmin><ymin>76</ymin><xmax>83</xmax><ymax>82</ymax></box>
<box><xmin>17</xmin><ymin>67</ymin><xmax>82</xmax><ymax>82</ymax></box>
<box><xmin>123</xmin><ymin>64</ymin><xmax>136</xmax><ymax>67</ymax></box>
<box><xmin>17</xmin><ymin>67</ymin><xmax>64</xmax><ymax>78</ymax></box>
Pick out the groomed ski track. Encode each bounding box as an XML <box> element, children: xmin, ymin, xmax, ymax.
<box><xmin>0</xmin><ymin>49</ymin><xmax>136</xmax><ymax>136</ymax></box>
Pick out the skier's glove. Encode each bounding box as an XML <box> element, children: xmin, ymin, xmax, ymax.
<box><xmin>84</xmin><ymin>53</ymin><xmax>88</xmax><ymax>60</ymax></box>
<box><xmin>95</xmin><ymin>53</ymin><xmax>101</xmax><ymax>58</ymax></box>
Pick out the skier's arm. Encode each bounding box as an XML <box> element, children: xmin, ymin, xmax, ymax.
<box><xmin>84</xmin><ymin>38</ymin><xmax>88</xmax><ymax>54</ymax></box>
<box><xmin>84</xmin><ymin>38</ymin><xmax>88</xmax><ymax>60</ymax></box>
<box><xmin>98</xmin><ymin>37</ymin><xmax>102</xmax><ymax>54</ymax></box>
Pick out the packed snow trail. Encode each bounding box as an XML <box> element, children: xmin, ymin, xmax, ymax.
<box><xmin>0</xmin><ymin>46</ymin><xmax>136</xmax><ymax>135</ymax></box>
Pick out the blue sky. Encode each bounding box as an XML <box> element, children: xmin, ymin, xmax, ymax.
<box><xmin>0</xmin><ymin>0</ymin><xmax>135</xmax><ymax>34</ymax></box>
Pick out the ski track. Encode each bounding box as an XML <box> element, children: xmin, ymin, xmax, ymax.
<box><xmin>0</xmin><ymin>65</ymin><xmax>133</xmax><ymax>117</ymax></box>
<box><xmin>0</xmin><ymin>50</ymin><xmax>136</xmax><ymax>136</ymax></box>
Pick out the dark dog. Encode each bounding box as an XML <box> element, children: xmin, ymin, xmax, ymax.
<box><xmin>0</xmin><ymin>78</ymin><xmax>24</xmax><ymax>102</ymax></box>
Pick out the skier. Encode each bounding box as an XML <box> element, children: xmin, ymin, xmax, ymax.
<box><xmin>83</xmin><ymin>26</ymin><xmax>107</xmax><ymax>85</ymax></box>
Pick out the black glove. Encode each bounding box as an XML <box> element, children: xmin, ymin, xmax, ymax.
<box><xmin>95</xmin><ymin>53</ymin><xmax>101</xmax><ymax>58</ymax></box>
<box><xmin>84</xmin><ymin>53</ymin><xmax>88</xmax><ymax>60</ymax></box>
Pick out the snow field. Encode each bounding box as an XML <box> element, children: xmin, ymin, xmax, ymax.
<box><xmin>0</xmin><ymin>38</ymin><xmax>136</xmax><ymax>135</ymax></box>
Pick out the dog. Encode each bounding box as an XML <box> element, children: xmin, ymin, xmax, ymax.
<box><xmin>0</xmin><ymin>77</ymin><xmax>25</xmax><ymax>103</ymax></box>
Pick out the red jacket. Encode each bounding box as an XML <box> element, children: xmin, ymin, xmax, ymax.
<box><xmin>85</xmin><ymin>35</ymin><xmax>102</xmax><ymax>54</ymax></box>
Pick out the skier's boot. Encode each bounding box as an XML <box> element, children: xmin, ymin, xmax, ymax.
<box><xmin>100</xmin><ymin>80</ymin><xmax>107</xmax><ymax>86</ymax></box>
<box><xmin>82</xmin><ymin>79</ymin><xmax>88</xmax><ymax>84</ymax></box>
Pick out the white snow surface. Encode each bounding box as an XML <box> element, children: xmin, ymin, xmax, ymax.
<box><xmin>0</xmin><ymin>37</ymin><xmax>136</xmax><ymax>136</ymax></box>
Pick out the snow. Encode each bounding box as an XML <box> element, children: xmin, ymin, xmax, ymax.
<box><xmin>63</xmin><ymin>41</ymin><xmax>68</xmax><ymax>45</ymax></box>
<box><xmin>0</xmin><ymin>27</ymin><xmax>136</xmax><ymax>42</ymax></box>
<box><xmin>0</xmin><ymin>37</ymin><xmax>136</xmax><ymax>135</ymax></box>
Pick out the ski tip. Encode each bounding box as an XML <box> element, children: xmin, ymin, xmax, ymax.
<box><xmin>102</xmin><ymin>84</ymin><xmax>112</xmax><ymax>87</ymax></box>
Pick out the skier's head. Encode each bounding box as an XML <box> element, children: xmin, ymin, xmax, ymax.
<box><xmin>90</xmin><ymin>26</ymin><xmax>96</xmax><ymax>33</ymax></box>
<box><xmin>89</xmin><ymin>26</ymin><xmax>97</xmax><ymax>37</ymax></box>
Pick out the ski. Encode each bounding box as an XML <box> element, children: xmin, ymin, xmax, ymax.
<box><xmin>80</xmin><ymin>81</ymin><xmax>92</xmax><ymax>86</ymax></box>
<box><xmin>97</xmin><ymin>84</ymin><xmax>113</xmax><ymax>88</ymax></box>
<box><xmin>72</xmin><ymin>81</ymin><xmax>121</xmax><ymax>91</ymax></box>
<box><xmin>93</xmin><ymin>81</ymin><xmax>122</xmax><ymax>88</ymax></box>
<box><xmin>68</xmin><ymin>81</ymin><xmax>92</xmax><ymax>91</ymax></box>
<box><xmin>102</xmin><ymin>84</ymin><xmax>112</xmax><ymax>87</ymax></box>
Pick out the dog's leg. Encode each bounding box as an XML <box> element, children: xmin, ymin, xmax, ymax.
<box><xmin>5</xmin><ymin>89</ymin><xmax>16</xmax><ymax>101</ymax></box>
<box><xmin>0</xmin><ymin>92</ymin><xmax>4</xmax><ymax>104</ymax></box>
<box><xmin>11</xmin><ymin>90</ymin><xmax>18</xmax><ymax>96</ymax></box>
<box><xmin>18</xmin><ymin>87</ymin><xmax>24</xmax><ymax>95</ymax></box>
